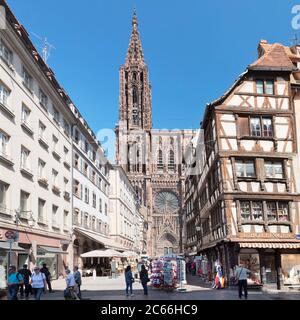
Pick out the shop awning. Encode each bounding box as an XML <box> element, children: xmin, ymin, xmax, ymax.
<box><xmin>38</xmin><ymin>246</ymin><xmax>67</xmax><ymax>254</ymax></box>
<box><xmin>239</xmin><ymin>242</ymin><xmax>300</xmax><ymax>249</ymax></box>
<box><xmin>81</xmin><ymin>249</ymin><xmax>126</xmax><ymax>258</ymax></box>
<box><xmin>74</xmin><ymin>227</ymin><xmax>124</xmax><ymax>251</ymax></box>
<box><xmin>0</xmin><ymin>241</ymin><xmax>26</xmax><ymax>252</ymax></box>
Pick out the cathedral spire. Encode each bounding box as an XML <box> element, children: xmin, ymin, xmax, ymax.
<box><xmin>125</xmin><ymin>9</ymin><xmax>145</xmax><ymax>66</ymax></box>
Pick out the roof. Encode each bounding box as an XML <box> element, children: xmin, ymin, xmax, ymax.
<box><xmin>249</xmin><ymin>43</ymin><xmax>296</xmax><ymax>71</ymax></box>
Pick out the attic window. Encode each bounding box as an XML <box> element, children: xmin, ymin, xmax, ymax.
<box><xmin>256</xmin><ymin>79</ymin><xmax>274</xmax><ymax>95</ymax></box>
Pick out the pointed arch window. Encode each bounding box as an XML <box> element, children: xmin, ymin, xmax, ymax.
<box><xmin>168</xmin><ymin>150</ymin><xmax>175</xmax><ymax>171</ymax></box>
<box><xmin>157</xmin><ymin>150</ymin><xmax>163</xmax><ymax>171</ymax></box>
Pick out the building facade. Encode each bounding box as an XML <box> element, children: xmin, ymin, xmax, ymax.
<box><xmin>109</xmin><ymin>165</ymin><xmax>145</xmax><ymax>254</ymax></box>
<box><xmin>0</xmin><ymin>2</ymin><xmax>74</xmax><ymax>278</ymax></box>
<box><xmin>185</xmin><ymin>40</ymin><xmax>300</xmax><ymax>289</ymax></box>
<box><xmin>71</xmin><ymin>116</ymin><xmax>112</xmax><ymax>268</ymax></box>
<box><xmin>115</xmin><ymin>12</ymin><xmax>196</xmax><ymax>257</ymax></box>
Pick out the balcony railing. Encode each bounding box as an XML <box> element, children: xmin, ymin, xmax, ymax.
<box><xmin>38</xmin><ymin>135</ymin><xmax>49</xmax><ymax>149</ymax></box>
<box><xmin>52</xmin><ymin>149</ymin><xmax>61</xmax><ymax>161</ymax></box>
<box><xmin>38</xmin><ymin>177</ymin><xmax>49</xmax><ymax>188</ymax></box>
<box><xmin>20</xmin><ymin>165</ymin><xmax>33</xmax><ymax>178</ymax></box>
<box><xmin>21</xmin><ymin>120</ymin><xmax>34</xmax><ymax>136</ymax></box>
<box><xmin>52</xmin><ymin>185</ymin><xmax>61</xmax><ymax>195</ymax></box>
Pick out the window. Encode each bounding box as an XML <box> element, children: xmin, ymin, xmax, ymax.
<box><xmin>39</xmin><ymin>89</ymin><xmax>48</xmax><ymax>109</ymax></box>
<box><xmin>0</xmin><ymin>181</ymin><xmax>8</xmax><ymax>209</ymax></box>
<box><xmin>92</xmin><ymin>171</ymin><xmax>96</xmax><ymax>184</ymax></box>
<box><xmin>73</xmin><ymin>209</ymin><xmax>80</xmax><ymax>225</ymax></box>
<box><xmin>250</xmin><ymin>117</ymin><xmax>273</xmax><ymax>138</ymax></box>
<box><xmin>92</xmin><ymin>217</ymin><xmax>96</xmax><ymax>230</ymax></box>
<box><xmin>84</xmin><ymin>141</ymin><xmax>89</xmax><ymax>154</ymax></box>
<box><xmin>52</xmin><ymin>169</ymin><xmax>58</xmax><ymax>186</ymax></box>
<box><xmin>240</xmin><ymin>201</ymin><xmax>263</xmax><ymax>221</ymax></box>
<box><xmin>157</xmin><ymin>150</ymin><xmax>163</xmax><ymax>170</ymax></box>
<box><xmin>105</xmin><ymin>203</ymin><xmax>108</xmax><ymax>215</ymax></box>
<box><xmin>53</xmin><ymin>135</ymin><xmax>59</xmax><ymax>152</ymax></box>
<box><xmin>22</xmin><ymin>68</ymin><xmax>33</xmax><ymax>91</ymax></box>
<box><xmin>21</xmin><ymin>104</ymin><xmax>31</xmax><ymax>124</ymax></box>
<box><xmin>38</xmin><ymin>198</ymin><xmax>46</xmax><ymax>222</ymax></box>
<box><xmin>83</xmin><ymin>162</ymin><xmax>88</xmax><ymax>176</ymax></box>
<box><xmin>92</xmin><ymin>151</ymin><xmax>96</xmax><ymax>162</ymax></box>
<box><xmin>64</xmin><ymin>210</ymin><xmax>68</xmax><ymax>227</ymax></box>
<box><xmin>73</xmin><ymin>179</ymin><xmax>80</xmax><ymax>198</ymax></box>
<box><xmin>84</xmin><ymin>214</ymin><xmax>88</xmax><ymax>228</ymax></box>
<box><xmin>84</xmin><ymin>187</ymin><xmax>89</xmax><ymax>204</ymax></box>
<box><xmin>21</xmin><ymin>147</ymin><xmax>30</xmax><ymax>169</ymax></box>
<box><xmin>0</xmin><ymin>131</ymin><xmax>8</xmax><ymax>156</ymax></box>
<box><xmin>63</xmin><ymin>119</ymin><xmax>70</xmax><ymax>136</ymax></box>
<box><xmin>235</xmin><ymin>160</ymin><xmax>255</xmax><ymax>178</ymax></box>
<box><xmin>0</xmin><ymin>83</ymin><xmax>10</xmax><ymax>105</ymax></box>
<box><xmin>39</xmin><ymin>122</ymin><xmax>46</xmax><ymax>138</ymax></box>
<box><xmin>92</xmin><ymin>193</ymin><xmax>96</xmax><ymax>208</ymax></box>
<box><xmin>74</xmin><ymin>129</ymin><xmax>79</xmax><ymax>143</ymax></box>
<box><xmin>38</xmin><ymin>159</ymin><xmax>46</xmax><ymax>178</ymax></box>
<box><xmin>64</xmin><ymin>178</ymin><xmax>68</xmax><ymax>192</ymax></box>
<box><xmin>0</xmin><ymin>39</ymin><xmax>13</xmax><ymax>65</ymax></box>
<box><xmin>52</xmin><ymin>205</ymin><xmax>58</xmax><ymax>224</ymax></box>
<box><xmin>264</xmin><ymin>161</ymin><xmax>284</xmax><ymax>179</ymax></box>
<box><xmin>99</xmin><ymin>198</ymin><xmax>102</xmax><ymax>213</ymax></box>
<box><xmin>74</xmin><ymin>153</ymin><xmax>79</xmax><ymax>169</ymax></box>
<box><xmin>64</xmin><ymin>147</ymin><xmax>69</xmax><ymax>162</ymax></box>
<box><xmin>53</xmin><ymin>107</ymin><xmax>60</xmax><ymax>124</ymax></box>
<box><xmin>168</xmin><ymin>150</ymin><xmax>175</xmax><ymax>171</ymax></box>
<box><xmin>266</xmin><ymin>201</ymin><xmax>289</xmax><ymax>222</ymax></box>
<box><xmin>256</xmin><ymin>79</ymin><xmax>274</xmax><ymax>95</ymax></box>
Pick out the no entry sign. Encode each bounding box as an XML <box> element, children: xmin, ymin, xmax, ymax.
<box><xmin>5</xmin><ymin>230</ymin><xmax>16</xmax><ymax>240</ymax></box>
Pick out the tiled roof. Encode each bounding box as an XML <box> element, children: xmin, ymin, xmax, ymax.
<box><xmin>249</xmin><ymin>43</ymin><xmax>296</xmax><ymax>70</ymax></box>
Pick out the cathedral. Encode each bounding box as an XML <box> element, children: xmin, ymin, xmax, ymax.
<box><xmin>116</xmin><ymin>11</ymin><xmax>196</xmax><ymax>257</ymax></box>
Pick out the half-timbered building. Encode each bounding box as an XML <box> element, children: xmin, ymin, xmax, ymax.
<box><xmin>185</xmin><ymin>40</ymin><xmax>300</xmax><ymax>289</ymax></box>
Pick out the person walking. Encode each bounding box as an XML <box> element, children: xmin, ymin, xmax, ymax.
<box><xmin>73</xmin><ymin>266</ymin><xmax>82</xmax><ymax>299</ymax></box>
<box><xmin>235</xmin><ymin>262</ymin><xmax>251</xmax><ymax>299</ymax></box>
<box><xmin>40</xmin><ymin>263</ymin><xmax>53</xmax><ymax>293</ymax></box>
<box><xmin>125</xmin><ymin>265</ymin><xmax>134</xmax><ymax>297</ymax></box>
<box><xmin>18</xmin><ymin>264</ymin><xmax>32</xmax><ymax>299</ymax></box>
<box><xmin>139</xmin><ymin>265</ymin><xmax>150</xmax><ymax>295</ymax></box>
<box><xmin>31</xmin><ymin>266</ymin><xmax>47</xmax><ymax>300</ymax></box>
<box><xmin>65</xmin><ymin>269</ymin><xmax>79</xmax><ymax>300</ymax></box>
<box><xmin>7</xmin><ymin>266</ymin><xmax>23</xmax><ymax>300</ymax></box>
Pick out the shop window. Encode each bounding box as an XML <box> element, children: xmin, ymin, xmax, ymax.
<box><xmin>282</xmin><ymin>254</ymin><xmax>300</xmax><ymax>286</ymax></box>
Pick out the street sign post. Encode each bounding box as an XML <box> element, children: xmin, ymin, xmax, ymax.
<box><xmin>5</xmin><ymin>231</ymin><xmax>17</xmax><ymax>279</ymax></box>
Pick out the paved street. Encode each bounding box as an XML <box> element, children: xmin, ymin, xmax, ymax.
<box><xmin>31</xmin><ymin>275</ymin><xmax>300</xmax><ymax>300</ymax></box>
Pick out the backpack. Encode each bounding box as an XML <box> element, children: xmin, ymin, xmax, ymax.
<box><xmin>16</xmin><ymin>272</ymin><xmax>24</xmax><ymax>284</ymax></box>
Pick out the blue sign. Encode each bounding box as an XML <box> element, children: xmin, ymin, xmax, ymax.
<box><xmin>296</xmin><ymin>234</ymin><xmax>300</xmax><ymax>240</ymax></box>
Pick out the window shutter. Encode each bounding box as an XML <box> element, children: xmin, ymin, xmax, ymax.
<box><xmin>238</xmin><ymin>116</ymin><xmax>250</xmax><ymax>137</ymax></box>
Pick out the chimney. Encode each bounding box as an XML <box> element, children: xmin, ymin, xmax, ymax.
<box><xmin>258</xmin><ymin>39</ymin><xmax>268</xmax><ymax>58</ymax></box>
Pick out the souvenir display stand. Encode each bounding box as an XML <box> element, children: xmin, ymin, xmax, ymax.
<box><xmin>150</xmin><ymin>260</ymin><xmax>163</xmax><ymax>288</ymax></box>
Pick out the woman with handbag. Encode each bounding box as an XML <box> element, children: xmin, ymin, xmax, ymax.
<box><xmin>125</xmin><ymin>265</ymin><xmax>134</xmax><ymax>297</ymax></box>
<box><xmin>139</xmin><ymin>265</ymin><xmax>150</xmax><ymax>295</ymax></box>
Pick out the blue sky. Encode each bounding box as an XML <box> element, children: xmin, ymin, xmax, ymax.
<box><xmin>6</xmin><ymin>0</ymin><xmax>300</xmax><ymax>134</ymax></box>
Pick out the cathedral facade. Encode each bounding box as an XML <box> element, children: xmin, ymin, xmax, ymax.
<box><xmin>116</xmin><ymin>12</ymin><xmax>196</xmax><ymax>257</ymax></box>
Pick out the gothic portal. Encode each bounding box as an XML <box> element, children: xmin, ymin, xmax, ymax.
<box><xmin>116</xmin><ymin>11</ymin><xmax>196</xmax><ymax>257</ymax></box>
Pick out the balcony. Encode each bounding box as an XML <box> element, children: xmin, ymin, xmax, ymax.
<box><xmin>63</xmin><ymin>160</ymin><xmax>71</xmax><ymax>170</ymax></box>
<box><xmin>64</xmin><ymin>191</ymin><xmax>71</xmax><ymax>201</ymax></box>
<box><xmin>21</xmin><ymin>120</ymin><xmax>34</xmax><ymax>136</ymax></box>
<box><xmin>0</xmin><ymin>101</ymin><xmax>15</xmax><ymax>119</ymax></box>
<box><xmin>20</xmin><ymin>166</ymin><xmax>33</xmax><ymax>178</ymax></box>
<box><xmin>0</xmin><ymin>205</ymin><xmax>11</xmax><ymax>216</ymax></box>
<box><xmin>38</xmin><ymin>135</ymin><xmax>49</xmax><ymax>150</ymax></box>
<box><xmin>52</xmin><ymin>220</ymin><xmax>60</xmax><ymax>230</ymax></box>
<box><xmin>0</xmin><ymin>151</ymin><xmax>14</xmax><ymax>167</ymax></box>
<box><xmin>52</xmin><ymin>185</ymin><xmax>61</xmax><ymax>196</ymax></box>
<box><xmin>38</xmin><ymin>177</ymin><xmax>49</xmax><ymax>188</ymax></box>
<box><xmin>52</xmin><ymin>149</ymin><xmax>61</xmax><ymax>161</ymax></box>
<box><xmin>37</xmin><ymin>217</ymin><xmax>48</xmax><ymax>225</ymax></box>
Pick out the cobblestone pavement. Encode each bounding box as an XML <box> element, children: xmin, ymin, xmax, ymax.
<box><xmin>23</xmin><ymin>274</ymin><xmax>300</xmax><ymax>301</ymax></box>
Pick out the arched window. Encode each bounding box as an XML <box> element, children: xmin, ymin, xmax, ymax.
<box><xmin>157</xmin><ymin>150</ymin><xmax>163</xmax><ymax>171</ymax></box>
<box><xmin>168</xmin><ymin>150</ymin><xmax>175</xmax><ymax>171</ymax></box>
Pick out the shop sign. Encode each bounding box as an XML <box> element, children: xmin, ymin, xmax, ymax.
<box><xmin>296</xmin><ymin>234</ymin><xmax>300</xmax><ymax>240</ymax></box>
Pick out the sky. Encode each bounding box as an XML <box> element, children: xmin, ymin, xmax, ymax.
<box><xmin>5</xmin><ymin>0</ymin><xmax>300</xmax><ymax>134</ymax></box>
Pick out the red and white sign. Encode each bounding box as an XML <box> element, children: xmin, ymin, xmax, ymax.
<box><xmin>5</xmin><ymin>230</ymin><xmax>16</xmax><ymax>240</ymax></box>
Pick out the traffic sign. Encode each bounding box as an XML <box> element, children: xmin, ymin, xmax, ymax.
<box><xmin>5</xmin><ymin>230</ymin><xmax>16</xmax><ymax>240</ymax></box>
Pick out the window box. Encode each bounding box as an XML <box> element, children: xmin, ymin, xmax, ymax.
<box><xmin>0</xmin><ymin>152</ymin><xmax>14</xmax><ymax>167</ymax></box>
<box><xmin>52</xmin><ymin>185</ymin><xmax>61</xmax><ymax>195</ymax></box>
<box><xmin>0</xmin><ymin>101</ymin><xmax>15</xmax><ymax>118</ymax></box>
<box><xmin>20</xmin><ymin>166</ymin><xmax>33</xmax><ymax>178</ymax></box>
<box><xmin>52</xmin><ymin>149</ymin><xmax>61</xmax><ymax>161</ymax></box>
<box><xmin>38</xmin><ymin>177</ymin><xmax>49</xmax><ymax>188</ymax></box>
<box><xmin>38</xmin><ymin>135</ymin><xmax>49</xmax><ymax>149</ymax></box>
<box><xmin>21</xmin><ymin>120</ymin><xmax>34</xmax><ymax>136</ymax></box>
